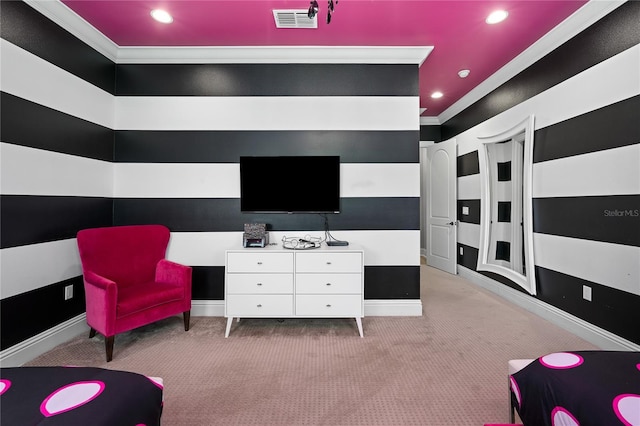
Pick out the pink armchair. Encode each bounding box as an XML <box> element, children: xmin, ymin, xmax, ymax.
<box><xmin>76</xmin><ymin>225</ymin><xmax>192</xmax><ymax>362</ymax></box>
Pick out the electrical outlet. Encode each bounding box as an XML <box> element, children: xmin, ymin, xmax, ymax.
<box><xmin>582</xmin><ymin>285</ymin><xmax>592</xmax><ymax>302</ymax></box>
<box><xmin>459</xmin><ymin>246</ymin><xmax>464</xmax><ymax>255</ymax></box>
<box><xmin>64</xmin><ymin>285</ymin><xmax>74</xmax><ymax>300</ymax></box>
<box><xmin>462</xmin><ymin>206</ymin><xmax>469</xmax><ymax>215</ymax></box>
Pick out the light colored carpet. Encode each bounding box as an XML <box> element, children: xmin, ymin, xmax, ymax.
<box><xmin>25</xmin><ymin>265</ymin><xmax>597</xmax><ymax>425</ymax></box>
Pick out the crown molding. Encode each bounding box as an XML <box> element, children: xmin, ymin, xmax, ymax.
<box><xmin>115</xmin><ymin>45</ymin><xmax>433</xmax><ymax>65</ymax></box>
<box><xmin>24</xmin><ymin>0</ymin><xmax>119</xmax><ymax>61</ymax></box>
<box><xmin>420</xmin><ymin>116</ymin><xmax>441</xmax><ymax>126</ymax></box>
<box><xmin>437</xmin><ymin>0</ymin><xmax>627</xmax><ymax>124</ymax></box>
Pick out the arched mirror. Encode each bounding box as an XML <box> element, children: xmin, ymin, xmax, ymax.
<box><xmin>477</xmin><ymin>115</ymin><xmax>536</xmax><ymax>295</ymax></box>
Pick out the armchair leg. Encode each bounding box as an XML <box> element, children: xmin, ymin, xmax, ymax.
<box><xmin>184</xmin><ymin>310</ymin><xmax>191</xmax><ymax>331</ymax></box>
<box><xmin>105</xmin><ymin>336</ymin><xmax>114</xmax><ymax>362</ymax></box>
<box><xmin>89</xmin><ymin>328</ymin><xmax>97</xmax><ymax>338</ymax></box>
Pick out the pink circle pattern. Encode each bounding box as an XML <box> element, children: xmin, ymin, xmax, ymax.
<box><xmin>541</xmin><ymin>352</ymin><xmax>584</xmax><ymax>424</ymax></box>
<box><xmin>552</xmin><ymin>406</ymin><xmax>579</xmax><ymax>426</ymax></box>
<box><xmin>0</xmin><ymin>379</ymin><xmax>11</xmax><ymax>396</ymax></box>
<box><xmin>540</xmin><ymin>352</ymin><xmax>584</xmax><ymax>369</ymax></box>
<box><xmin>40</xmin><ymin>380</ymin><xmax>105</xmax><ymax>417</ymax></box>
<box><xmin>510</xmin><ymin>376</ymin><xmax>522</xmax><ymax>408</ymax></box>
<box><xmin>613</xmin><ymin>394</ymin><xmax>640</xmax><ymax>426</ymax></box>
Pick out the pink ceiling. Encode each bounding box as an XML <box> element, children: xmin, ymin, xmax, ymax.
<box><xmin>61</xmin><ymin>0</ymin><xmax>587</xmax><ymax>117</ymax></box>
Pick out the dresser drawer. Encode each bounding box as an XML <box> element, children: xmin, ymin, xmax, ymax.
<box><xmin>227</xmin><ymin>252</ymin><xmax>293</xmax><ymax>273</ymax></box>
<box><xmin>296</xmin><ymin>295</ymin><xmax>362</xmax><ymax>317</ymax></box>
<box><xmin>295</xmin><ymin>273</ymin><xmax>362</xmax><ymax>294</ymax></box>
<box><xmin>226</xmin><ymin>274</ymin><xmax>293</xmax><ymax>294</ymax></box>
<box><xmin>226</xmin><ymin>295</ymin><xmax>293</xmax><ymax>317</ymax></box>
<box><xmin>295</xmin><ymin>252</ymin><xmax>362</xmax><ymax>273</ymax></box>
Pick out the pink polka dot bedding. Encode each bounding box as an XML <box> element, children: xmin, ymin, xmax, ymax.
<box><xmin>0</xmin><ymin>366</ymin><xmax>163</xmax><ymax>425</ymax></box>
<box><xmin>509</xmin><ymin>351</ymin><xmax>640</xmax><ymax>426</ymax></box>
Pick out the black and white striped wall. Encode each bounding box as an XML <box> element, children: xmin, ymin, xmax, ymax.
<box><xmin>1</xmin><ymin>1</ymin><xmax>422</xmax><ymax>363</ymax></box>
<box><xmin>450</xmin><ymin>1</ymin><xmax>640</xmax><ymax>346</ymax></box>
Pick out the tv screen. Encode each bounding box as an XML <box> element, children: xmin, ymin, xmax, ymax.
<box><xmin>240</xmin><ymin>156</ymin><xmax>340</xmax><ymax>213</ymax></box>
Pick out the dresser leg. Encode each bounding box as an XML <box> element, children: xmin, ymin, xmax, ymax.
<box><xmin>355</xmin><ymin>317</ymin><xmax>364</xmax><ymax>337</ymax></box>
<box><xmin>225</xmin><ymin>317</ymin><xmax>234</xmax><ymax>338</ymax></box>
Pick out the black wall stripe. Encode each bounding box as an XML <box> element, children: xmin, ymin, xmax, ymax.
<box><xmin>457</xmin><ymin>151</ymin><xmax>479</xmax><ymax>177</ymax></box>
<box><xmin>536</xmin><ymin>266</ymin><xmax>640</xmax><ymax>344</ymax></box>
<box><xmin>115</xmin><ymin>130</ymin><xmax>419</xmax><ymax>163</ymax></box>
<box><xmin>420</xmin><ymin>125</ymin><xmax>441</xmax><ymax>142</ymax></box>
<box><xmin>533</xmin><ymin>96</ymin><xmax>640</xmax><ymax>163</ymax></box>
<box><xmin>192</xmin><ymin>266</ymin><xmax>225</xmax><ymax>300</ymax></box>
<box><xmin>1</xmin><ymin>92</ymin><xmax>114</xmax><ymax>161</ymax></box>
<box><xmin>113</xmin><ymin>198</ymin><xmax>420</xmax><ymax>232</ymax></box>
<box><xmin>533</xmin><ymin>195</ymin><xmax>640</xmax><ymax>247</ymax></box>
<box><xmin>457</xmin><ymin>243</ymin><xmax>530</xmax><ymax>292</ymax></box>
<box><xmin>364</xmin><ymin>266</ymin><xmax>420</xmax><ymax>299</ymax></box>
<box><xmin>0</xmin><ymin>276</ymin><xmax>85</xmax><ymax>351</ymax></box>
<box><xmin>192</xmin><ymin>265</ymin><xmax>419</xmax><ymax>301</ymax></box>
<box><xmin>441</xmin><ymin>1</ymin><xmax>640</xmax><ymax>140</ymax></box>
<box><xmin>457</xmin><ymin>243</ymin><xmax>479</xmax><ymax>271</ymax></box>
<box><xmin>1</xmin><ymin>196</ymin><xmax>113</xmax><ymax>249</ymax></box>
<box><xmin>458</xmin><ymin>199</ymin><xmax>480</xmax><ymax>224</ymax></box>
<box><xmin>0</xmin><ymin>1</ymin><xmax>115</xmax><ymax>94</ymax></box>
<box><xmin>115</xmin><ymin>64</ymin><xmax>418</xmax><ymax>96</ymax></box>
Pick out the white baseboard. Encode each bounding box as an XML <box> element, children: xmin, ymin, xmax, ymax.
<box><xmin>365</xmin><ymin>299</ymin><xmax>423</xmax><ymax>316</ymax></box>
<box><xmin>8</xmin><ymin>275</ymin><xmax>634</xmax><ymax>368</ymax></box>
<box><xmin>0</xmin><ymin>314</ymin><xmax>89</xmax><ymax>367</ymax></box>
<box><xmin>458</xmin><ymin>266</ymin><xmax>640</xmax><ymax>351</ymax></box>
<box><xmin>191</xmin><ymin>300</ymin><xmax>225</xmax><ymax>317</ymax></box>
<box><xmin>3</xmin><ymin>299</ymin><xmax>422</xmax><ymax>366</ymax></box>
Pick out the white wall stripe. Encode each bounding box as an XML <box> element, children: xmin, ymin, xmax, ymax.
<box><xmin>342</xmin><ymin>163</ymin><xmax>420</xmax><ymax>198</ymax></box>
<box><xmin>114</xmin><ymin>96</ymin><xmax>419</xmax><ymax>131</ymax></box>
<box><xmin>533</xmin><ymin>233</ymin><xmax>640</xmax><ymax>296</ymax></box>
<box><xmin>0</xmin><ymin>39</ymin><xmax>114</xmax><ymax>129</ymax></box>
<box><xmin>0</xmin><ymin>143</ymin><xmax>113</xmax><ymax>197</ymax></box>
<box><xmin>0</xmin><ymin>239</ymin><xmax>82</xmax><ymax>300</ymax></box>
<box><xmin>167</xmin><ymin>230</ymin><xmax>420</xmax><ymax>267</ymax></box>
<box><xmin>457</xmin><ymin>222</ymin><xmax>480</xmax><ymax>249</ymax></box>
<box><xmin>113</xmin><ymin>163</ymin><xmax>420</xmax><ymax>198</ymax></box>
<box><xmin>114</xmin><ymin>163</ymin><xmax>239</xmax><ymax>198</ymax></box>
<box><xmin>533</xmin><ymin>143</ymin><xmax>640</xmax><ymax>198</ymax></box>
<box><xmin>457</xmin><ymin>174</ymin><xmax>481</xmax><ymax>200</ymax></box>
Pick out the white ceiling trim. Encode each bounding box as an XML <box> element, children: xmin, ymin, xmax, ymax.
<box><xmin>115</xmin><ymin>45</ymin><xmax>433</xmax><ymax>65</ymax></box>
<box><xmin>25</xmin><ymin>0</ymin><xmax>119</xmax><ymax>61</ymax></box>
<box><xmin>437</xmin><ymin>0</ymin><xmax>627</xmax><ymax>124</ymax></box>
<box><xmin>27</xmin><ymin>0</ymin><xmax>431</xmax><ymax>65</ymax></box>
<box><xmin>420</xmin><ymin>116</ymin><xmax>441</xmax><ymax>125</ymax></box>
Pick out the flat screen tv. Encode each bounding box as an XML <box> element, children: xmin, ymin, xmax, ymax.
<box><xmin>240</xmin><ymin>156</ymin><xmax>340</xmax><ymax>213</ymax></box>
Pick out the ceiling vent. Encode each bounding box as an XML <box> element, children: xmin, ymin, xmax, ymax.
<box><xmin>273</xmin><ymin>9</ymin><xmax>317</xmax><ymax>29</ymax></box>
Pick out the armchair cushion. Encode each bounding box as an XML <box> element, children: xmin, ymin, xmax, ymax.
<box><xmin>117</xmin><ymin>281</ymin><xmax>185</xmax><ymax>318</ymax></box>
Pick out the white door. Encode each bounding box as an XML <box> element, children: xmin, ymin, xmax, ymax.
<box><xmin>425</xmin><ymin>138</ymin><xmax>457</xmax><ymax>274</ymax></box>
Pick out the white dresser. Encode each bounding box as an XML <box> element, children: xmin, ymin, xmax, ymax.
<box><xmin>225</xmin><ymin>244</ymin><xmax>364</xmax><ymax>337</ymax></box>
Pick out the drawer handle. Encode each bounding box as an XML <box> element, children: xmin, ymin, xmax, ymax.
<box><xmin>257</xmin><ymin>304</ymin><xmax>262</xmax><ymax>308</ymax></box>
<box><xmin>257</xmin><ymin>261</ymin><xmax>263</xmax><ymax>265</ymax></box>
<box><xmin>326</xmin><ymin>304</ymin><xmax>332</xmax><ymax>308</ymax></box>
<box><xmin>326</xmin><ymin>261</ymin><xmax>332</xmax><ymax>265</ymax></box>
<box><xmin>257</xmin><ymin>283</ymin><xmax>263</xmax><ymax>286</ymax></box>
<box><xmin>325</xmin><ymin>283</ymin><xmax>332</xmax><ymax>286</ymax></box>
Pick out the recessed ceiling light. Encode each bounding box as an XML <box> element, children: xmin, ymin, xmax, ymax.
<box><xmin>431</xmin><ymin>91</ymin><xmax>443</xmax><ymax>99</ymax></box>
<box><xmin>486</xmin><ymin>10</ymin><xmax>508</xmax><ymax>24</ymax></box>
<box><xmin>458</xmin><ymin>69</ymin><xmax>470</xmax><ymax>78</ymax></box>
<box><xmin>151</xmin><ymin>9</ymin><xmax>173</xmax><ymax>24</ymax></box>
